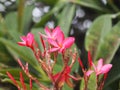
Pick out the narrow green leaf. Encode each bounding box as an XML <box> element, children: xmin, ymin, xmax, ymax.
<box><xmin>31</xmin><ymin>28</ymin><xmax>44</xmax><ymax>52</ymax></box>
<box><xmin>0</xmin><ymin>38</ymin><xmax>46</xmax><ymax>77</ymax></box>
<box><xmin>85</xmin><ymin>15</ymin><xmax>112</xmax><ymax>61</ymax></box>
<box><xmin>22</xmin><ymin>5</ymin><xmax>34</xmax><ymax>33</ymax></box>
<box><xmin>0</xmin><ymin>68</ymin><xmax>29</xmax><ymax>80</ymax></box>
<box><xmin>0</xmin><ymin>42</ymin><xmax>15</xmax><ymax>66</ymax></box>
<box><xmin>73</xmin><ymin>0</ymin><xmax>109</xmax><ymax>12</ymax></box>
<box><xmin>0</xmin><ymin>14</ymin><xmax>7</xmax><ymax>36</ymax></box>
<box><xmin>58</xmin><ymin>4</ymin><xmax>75</xmax><ymax>36</ymax></box>
<box><xmin>5</xmin><ymin>12</ymin><xmax>17</xmax><ymax>31</ymax></box>
<box><xmin>36</xmin><ymin>0</ymin><xmax>58</xmax><ymax>5</ymax></box>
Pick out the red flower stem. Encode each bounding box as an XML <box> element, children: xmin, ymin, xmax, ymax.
<box><xmin>20</xmin><ymin>72</ymin><xmax>26</xmax><ymax>90</ymax></box>
<box><xmin>37</xmin><ymin>59</ymin><xmax>55</xmax><ymax>85</ymax></box>
<box><xmin>88</xmin><ymin>51</ymin><xmax>92</xmax><ymax>69</ymax></box>
<box><xmin>96</xmin><ymin>75</ymin><xmax>99</xmax><ymax>90</ymax></box>
<box><xmin>51</xmin><ymin>52</ymin><xmax>58</xmax><ymax>71</ymax></box>
<box><xmin>26</xmin><ymin>72</ymin><xmax>49</xmax><ymax>90</ymax></box>
<box><xmin>18</xmin><ymin>59</ymin><xmax>49</xmax><ymax>90</ymax></box>
<box><xmin>99</xmin><ymin>73</ymin><xmax>108</xmax><ymax>90</ymax></box>
<box><xmin>30</xmin><ymin>79</ymin><xmax>32</xmax><ymax>90</ymax></box>
<box><xmin>6</xmin><ymin>72</ymin><xmax>21</xmax><ymax>90</ymax></box>
<box><xmin>83</xmin><ymin>71</ymin><xmax>88</xmax><ymax>90</ymax></box>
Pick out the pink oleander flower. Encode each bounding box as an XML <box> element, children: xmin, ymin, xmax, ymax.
<box><xmin>40</xmin><ymin>26</ymin><xmax>61</xmax><ymax>40</ymax></box>
<box><xmin>48</xmin><ymin>30</ymin><xmax>75</xmax><ymax>52</ymax></box>
<box><xmin>18</xmin><ymin>33</ymin><xmax>34</xmax><ymax>49</ymax></box>
<box><xmin>92</xmin><ymin>58</ymin><xmax>112</xmax><ymax>76</ymax></box>
<box><xmin>53</xmin><ymin>66</ymin><xmax>78</xmax><ymax>88</ymax></box>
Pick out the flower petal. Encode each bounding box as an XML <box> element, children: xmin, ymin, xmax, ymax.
<box><xmin>52</xmin><ymin>26</ymin><xmax>61</xmax><ymax>39</ymax></box>
<box><xmin>39</xmin><ymin>32</ymin><xmax>48</xmax><ymax>38</ymax></box>
<box><xmin>17</xmin><ymin>42</ymin><xmax>26</xmax><ymax>46</ymax></box>
<box><xmin>53</xmin><ymin>73</ymin><xmax>60</xmax><ymax>81</ymax></box>
<box><xmin>101</xmin><ymin>64</ymin><xmax>112</xmax><ymax>74</ymax></box>
<box><xmin>65</xmin><ymin>66</ymin><xmax>71</xmax><ymax>74</ymax></box>
<box><xmin>20</xmin><ymin>36</ymin><xmax>26</xmax><ymax>42</ymax></box>
<box><xmin>26</xmin><ymin>33</ymin><xmax>34</xmax><ymax>46</ymax></box>
<box><xmin>63</xmin><ymin>37</ymin><xmax>75</xmax><ymax>48</ymax></box>
<box><xmin>56</xmin><ymin>30</ymin><xmax>65</xmax><ymax>44</ymax></box>
<box><xmin>45</xmin><ymin>26</ymin><xmax>51</xmax><ymax>37</ymax></box>
<box><xmin>48</xmin><ymin>38</ymin><xmax>59</xmax><ymax>47</ymax></box>
<box><xmin>49</xmin><ymin>47</ymin><xmax>60</xmax><ymax>52</ymax></box>
<box><xmin>86</xmin><ymin>70</ymin><xmax>94</xmax><ymax>77</ymax></box>
<box><xmin>97</xmin><ymin>58</ymin><xmax>103</xmax><ymax>72</ymax></box>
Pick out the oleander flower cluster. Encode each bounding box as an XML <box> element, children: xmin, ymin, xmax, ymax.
<box><xmin>7</xmin><ymin>26</ymin><xmax>112</xmax><ymax>90</ymax></box>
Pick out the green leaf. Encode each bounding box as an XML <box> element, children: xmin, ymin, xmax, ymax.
<box><xmin>22</xmin><ymin>5</ymin><xmax>34</xmax><ymax>33</ymax></box>
<box><xmin>0</xmin><ymin>68</ymin><xmax>29</xmax><ymax>80</ymax></box>
<box><xmin>85</xmin><ymin>15</ymin><xmax>112</xmax><ymax>61</ymax></box>
<box><xmin>0</xmin><ymin>38</ymin><xmax>47</xmax><ymax>78</ymax></box>
<box><xmin>31</xmin><ymin>28</ymin><xmax>44</xmax><ymax>52</ymax></box>
<box><xmin>73</xmin><ymin>0</ymin><xmax>109</xmax><ymax>12</ymax></box>
<box><xmin>58</xmin><ymin>4</ymin><xmax>75</xmax><ymax>36</ymax></box>
<box><xmin>5</xmin><ymin>12</ymin><xmax>17</xmax><ymax>31</ymax></box>
<box><xmin>95</xmin><ymin>21</ymin><xmax>120</xmax><ymax>63</ymax></box>
<box><xmin>36</xmin><ymin>0</ymin><xmax>58</xmax><ymax>5</ymax></box>
<box><xmin>0</xmin><ymin>14</ymin><xmax>7</xmax><ymax>36</ymax></box>
<box><xmin>87</xmin><ymin>73</ymin><xmax>96</xmax><ymax>90</ymax></box>
<box><xmin>0</xmin><ymin>42</ymin><xmax>16</xmax><ymax>66</ymax></box>
<box><xmin>79</xmin><ymin>73</ymin><xmax>96</xmax><ymax>90</ymax></box>
<box><xmin>63</xmin><ymin>83</ymin><xmax>72</xmax><ymax>90</ymax></box>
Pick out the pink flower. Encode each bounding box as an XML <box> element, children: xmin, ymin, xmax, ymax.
<box><xmin>18</xmin><ymin>33</ymin><xmax>34</xmax><ymax>49</ymax></box>
<box><xmin>92</xmin><ymin>58</ymin><xmax>112</xmax><ymax>76</ymax></box>
<box><xmin>40</xmin><ymin>26</ymin><xmax>61</xmax><ymax>40</ymax></box>
<box><xmin>53</xmin><ymin>66</ymin><xmax>78</xmax><ymax>88</ymax></box>
<box><xmin>48</xmin><ymin>31</ymin><xmax>75</xmax><ymax>52</ymax></box>
<box><xmin>86</xmin><ymin>70</ymin><xmax>94</xmax><ymax>77</ymax></box>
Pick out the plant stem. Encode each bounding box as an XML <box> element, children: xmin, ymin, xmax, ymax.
<box><xmin>18</xmin><ymin>0</ymin><xmax>25</xmax><ymax>33</ymax></box>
